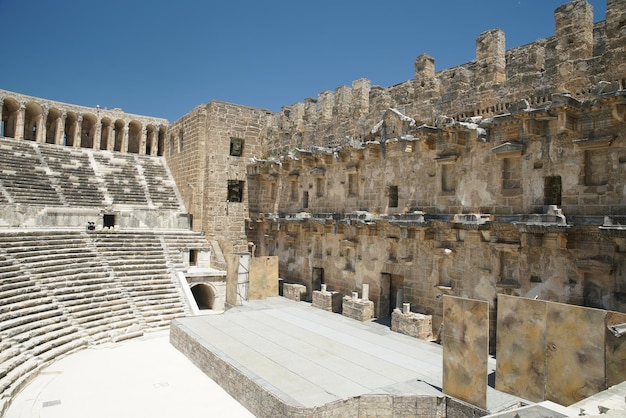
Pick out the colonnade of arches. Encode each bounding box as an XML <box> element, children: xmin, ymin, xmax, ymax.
<box><xmin>0</xmin><ymin>97</ymin><xmax>167</xmax><ymax>156</ymax></box>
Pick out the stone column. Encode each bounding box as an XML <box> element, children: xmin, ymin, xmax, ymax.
<box><xmin>362</xmin><ymin>283</ymin><xmax>369</xmax><ymax>301</ymax></box>
<box><xmin>56</xmin><ymin>111</ymin><xmax>66</xmax><ymax>145</ymax></box>
<box><xmin>0</xmin><ymin>99</ymin><xmax>4</xmax><ymax>137</ymax></box>
<box><xmin>140</xmin><ymin>127</ymin><xmax>147</xmax><ymax>155</ymax></box>
<box><xmin>74</xmin><ymin>114</ymin><xmax>83</xmax><ymax>148</ymax></box>
<box><xmin>94</xmin><ymin>121</ymin><xmax>102</xmax><ymax>149</ymax></box>
<box><xmin>108</xmin><ymin>125</ymin><xmax>115</xmax><ymax>151</ymax></box>
<box><xmin>15</xmin><ymin>103</ymin><xmax>25</xmax><ymax>140</ymax></box>
<box><xmin>37</xmin><ymin>109</ymin><xmax>48</xmax><ymax>143</ymax></box>
<box><xmin>121</xmin><ymin>125</ymin><xmax>129</xmax><ymax>152</ymax></box>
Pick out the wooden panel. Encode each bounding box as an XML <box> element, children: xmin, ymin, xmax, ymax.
<box><xmin>545</xmin><ymin>303</ymin><xmax>606</xmax><ymax>405</ymax></box>
<box><xmin>495</xmin><ymin>294</ymin><xmax>547</xmax><ymax>402</ymax></box>
<box><xmin>249</xmin><ymin>256</ymin><xmax>279</xmax><ymax>300</ymax></box>
<box><xmin>442</xmin><ymin>295</ymin><xmax>489</xmax><ymax>409</ymax></box>
<box><xmin>225</xmin><ymin>254</ymin><xmax>239</xmax><ymax>306</ymax></box>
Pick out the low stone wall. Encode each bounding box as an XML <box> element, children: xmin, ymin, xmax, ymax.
<box><xmin>342</xmin><ymin>296</ymin><xmax>374</xmax><ymax>322</ymax></box>
<box><xmin>170</xmin><ymin>320</ymin><xmax>486</xmax><ymax>417</ymax></box>
<box><xmin>391</xmin><ymin>309</ymin><xmax>435</xmax><ymax>341</ymax></box>
<box><xmin>312</xmin><ymin>290</ymin><xmax>343</xmax><ymax>313</ymax></box>
<box><xmin>283</xmin><ymin>283</ymin><xmax>307</xmax><ymax>302</ymax></box>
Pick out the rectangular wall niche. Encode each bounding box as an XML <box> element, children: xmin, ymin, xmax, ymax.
<box><xmin>388</xmin><ymin>185</ymin><xmax>398</xmax><ymax>208</ymax></box>
<box><xmin>230</xmin><ymin>137</ymin><xmax>244</xmax><ymax>156</ymax></box>
<box><xmin>584</xmin><ymin>149</ymin><xmax>608</xmax><ymax>186</ymax></box>
<box><xmin>441</xmin><ymin>164</ymin><xmax>456</xmax><ymax>192</ymax></box>
<box><xmin>227</xmin><ymin>180</ymin><xmax>244</xmax><ymax>202</ymax></box>
<box><xmin>502</xmin><ymin>157</ymin><xmax>521</xmax><ymax>190</ymax></box>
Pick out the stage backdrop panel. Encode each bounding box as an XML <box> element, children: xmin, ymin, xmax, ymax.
<box><xmin>495</xmin><ymin>295</ymin><xmax>547</xmax><ymax>402</ymax></box>
<box><xmin>442</xmin><ymin>295</ymin><xmax>489</xmax><ymax>410</ymax></box>
<box><xmin>545</xmin><ymin>302</ymin><xmax>605</xmax><ymax>405</ymax></box>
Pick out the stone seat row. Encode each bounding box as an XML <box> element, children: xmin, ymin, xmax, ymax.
<box><xmin>0</xmin><ymin>138</ymin><xmax>183</xmax><ymax>210</ymax></box>
<box><xmin>0</xmin><ymin>226</ymin><xmax>204</xmax><ymax>407</ymax></box>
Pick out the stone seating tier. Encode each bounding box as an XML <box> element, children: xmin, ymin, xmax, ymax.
<box><xmin>0</xmin><ymin>228</ymin><xmax>211</xmax><ymax>405</ymax></box>
<box><xmin>0</xmin><ymin>136</ymin><xmax>185</xmax><ymax>211</ymax></box>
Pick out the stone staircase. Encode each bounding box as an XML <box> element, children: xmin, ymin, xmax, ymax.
<box><xmin>0</xmin><ymin>228</ymin><xmax>213</xmax><ymax>407</ymax></box>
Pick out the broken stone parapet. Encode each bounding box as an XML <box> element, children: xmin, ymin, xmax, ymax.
<box><xmin>391</xmin><ymin>309</ymin><xmax>435</xmax><ymax>341</ymax></box>
<box><xmin>312</xmin><ymin>288</ymin><xmax>343</xmax><ymax>313</ymax></box>
<box><xmin>282</xmin><ymin>283</ymin><xmax>307</xmax><ymax>302</ymax></box>
<box><xmin>342</xmin><ymin>295</ymin><xmax>374</xmax><ymax>322</ymax></box>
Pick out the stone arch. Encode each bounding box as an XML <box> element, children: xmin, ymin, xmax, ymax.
<box><xmin>45</xmin><ymin>107</ymin><xmax>62</xmax><ymax>144</ymax></box>
<box><xmin>81</xmin><ymin>113</ymin><xmax>97</xmax><ymax>149</ymax></box>
<box><xmin>127</xmin><ymin>120</ymin><xmax>142</xmax><ymax>154</ymax></box>
<box><xmin>100</xmin><ymin>117</ymin><xmax>113</xmax><ymax>150</ymax></box>
<box><xmin>64</xmin><ymin>112</ymin><xmax>79</xmax><ymax>146</ymax></box>
<box><xmin>2</xmin><ymin>97</ymin><xmax>21</xmax><ymax>138</ymax></box>
<box><xmin>191</xmin><ymin>283</ymin><xmax>216</xmax><ymax>310</ymax></box>
<box><xmin>113</xmin><ymin>119</ymin><xmax>125</xmax><ymax>152</ymax></box>
<box><xmin>24</xmin><ymin>101</ymin><xmax>43</xmax><ymax>141</ymax></box>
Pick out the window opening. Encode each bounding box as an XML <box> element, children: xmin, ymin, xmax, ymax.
<box><xmin>227</xmin><ymin>180</ymin><xmax>244</xmax><ymax>202</ymax></box>
<box><xmin>230</xmin><ymin>137</ymin><xmax>244</xmax><ymax>156</ymax></box>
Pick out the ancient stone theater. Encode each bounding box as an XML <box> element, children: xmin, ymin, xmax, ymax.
<box><xmin>1</xmin><ymin>0</ymin><xmax>626</xmax><ymax>417</ymax></box>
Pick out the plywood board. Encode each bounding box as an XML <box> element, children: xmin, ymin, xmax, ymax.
<box><xmin>545</xmin><ymin>303</ymin><xmax>606</xmax><ymax>405</ymax></box>
<box><xmin>249</xmin><ymin>256</ymin><xmax>279</xmax><ymax>300</ymax></box>
<box><xmin>495</xmin><ymin>294</ymin><xmax>547</xmax><ymax>402</ymax></box>
<box><xmin>225</xmin><ymin>253</ymin><xmax>239</xmax><ymax>306</ymax></box>
<box><xmin>606</xmin><ymin>311</ymin><xmax>626</xmax><ymax>387</ymax></box>
<box><xmin>442</xmin><ymin>295</ymin><xmax>489</xmax><ymax>409</ymax></box>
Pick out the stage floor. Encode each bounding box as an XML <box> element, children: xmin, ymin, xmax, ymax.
<box><xmin>171</xmin><ymin>297</ymin><xmax>523</xmax><ymax>413</ymax></box>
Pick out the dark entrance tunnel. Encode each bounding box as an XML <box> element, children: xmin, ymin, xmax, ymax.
<box><xmin>191</xmin><ymin>284</ymin><xmax>215</xmax><ymax>310</ymax></box>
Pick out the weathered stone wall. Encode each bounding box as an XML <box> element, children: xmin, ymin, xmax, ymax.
<box><xmin>165</xmin><ymin>104</ymin><xmax>207</xmax><ymax>231</ymax></box>
<box><xmin>262</xmin><ymin>0</ymin><xmax>625</xmax><ymax>156</ymax></box>
<box><xmin>250</xmin><ymin>90</ymin><xmax>626</xmax><ymax>217</ymax></box>
<box><xmin>166</xmin><ymin>101</ymin><xmax>271</xmax><ymax>254</ymax></box>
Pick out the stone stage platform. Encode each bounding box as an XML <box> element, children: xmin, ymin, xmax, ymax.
<box><xmin>170</xmin><ymin>297</ymin><xmax>523</xmax><ymax>418</ymax></box>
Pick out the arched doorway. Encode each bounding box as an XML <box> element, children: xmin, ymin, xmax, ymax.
<box><xmin>191</xmin><ymin>283</ymin><xmax>215</xmax><ymax>310</ymax></box>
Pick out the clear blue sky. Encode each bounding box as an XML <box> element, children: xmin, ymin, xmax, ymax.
<box><xmin>1</xmin><ymin>0</ymin><xmax>606</xmax><ymax>122</ymax></box>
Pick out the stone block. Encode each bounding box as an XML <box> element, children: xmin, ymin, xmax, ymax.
<box><xmin>391</xmin><ymin>309</ymin><xmax>434</xmax><ymax>341</ymax></box>
<box><xmin>283</xmin><ymin>283</ymin><xmax>307</xmax><ymax>302</ymax></box>
<box><xmin>342</xmin><ymin>296</ymin><xmax>374</xmax><ymax>322</ymax></box>
<box><xmin>312</xmin><ymin>290</ymin><xmax>343</xmax><ymax>313</ymax></box>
